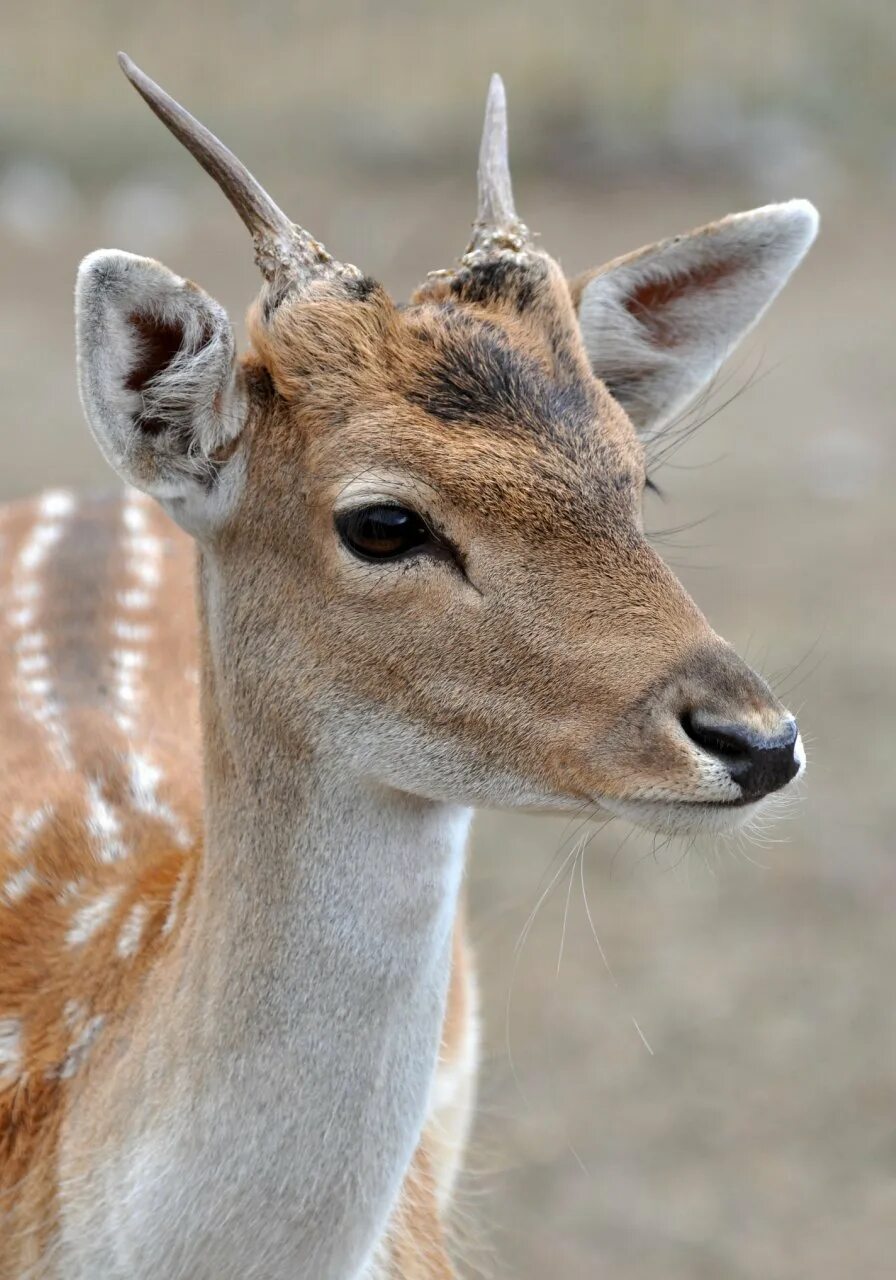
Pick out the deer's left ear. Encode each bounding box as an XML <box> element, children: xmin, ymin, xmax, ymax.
<box><xmin>76</xmin><ymin>250</ymin><xmax>247</xmax><ymax>533</ymax></box>
<box><xmin>571</xmin><ymin>200</ymin><xmax>819</xmax><ymax>436</ymax></box>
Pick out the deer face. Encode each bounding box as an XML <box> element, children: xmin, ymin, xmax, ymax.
<box><xmin>76</xmin><ymin>59</ymin><xmax>816</xmax><ymax>834</ymax></box>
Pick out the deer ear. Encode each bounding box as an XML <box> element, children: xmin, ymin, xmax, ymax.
<box><xmin>571</xmin><ymin>200</ymin><xmax>819</xmax><ymax>437</ymax></box>
<box><xmin>75</xmin><ymin>250</ymin><xmax>246</xmax><ymax>530</ymax></box>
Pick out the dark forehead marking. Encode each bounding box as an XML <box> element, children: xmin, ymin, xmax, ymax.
<box><xmin>342</xmin><ymin>274</ymin><xmax>381</xmax><ymax>302</ymax></box>
<box><xmin>448</xmin><ymin>257</ymin><xmax>539</xmax><ymax>312</ymax></box>
<box><xmin>406</xmin><ymin>312</ymin><xmax>597</xmax><ymax>456</ymax></box>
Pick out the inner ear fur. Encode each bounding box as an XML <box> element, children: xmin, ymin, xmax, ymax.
<box><xmin>76</xmin><ymin>249</ymin><xmax>245</xmax><ymax>501</ymax></box>
<box><xmin>571</xmin><ymin>199</ymin><xmax>819</xmax><ymax>436</ymax></box>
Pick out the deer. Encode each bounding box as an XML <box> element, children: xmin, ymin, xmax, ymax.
<box><xmin>0</xmin><ymin>51</ymin><xmax>816</xmax><ymax>1279</ymax></box>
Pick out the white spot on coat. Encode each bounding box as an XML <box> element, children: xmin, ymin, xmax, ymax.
<box><xmin>122</xmin><ymin>494</ymin><xmax>149</xmax><ymax>534</ymax></box>
<box><xmin>63</xmin><ymin>998</ymin><xmax>88</xmax><ymax>1030</ymax></box>
<box><xmin>3</xmin><ymin>866</ymin><xmax>38</xmax><ymax>903</ymax></box>
<box><xmin>67</xmin><ymin>889</ymin><xmax>121</xmax><ymax>946</ymax></box>
<box><xmin>132</xmin><ymin>560</ymin><xmax>161</xmax><ymax>588</ymax></box>
<box><xmin>86</xmin><ymin>780</ymin><xmax>127</xmax><ymax>863</ymax></box>
<box><xmin>162</xmin><ymin>868</ymin><xmax>189</xmax><ymax>936</ymax></box>
<box><xmin>17</xmin><ymin>652</ymin><xmax>49</xmax><ymax>674</ymax></box>
<box><xmin>118</xmin><ymin>588</ymin><xmax>151</xmax><ymax>611</ymax></box>
<box><xmin>128</xmin><ymin>752</ymin><xmax>191</xmax><ymax>848</ymax></box>
<box><xmin>40</xmin><ymin>490</ymin><xmax>76</xmax><ymax>520</ymax></box>
<box><xmin>0</xmin><ymin>1017</ymin><xmax>22</xmax><ymax>1080</ymax></box>
<box><xmin>117</xmin><ymin>901</ymin><xmax>149</xmax><ymax>958</ymax></box>
<box><xmin>14</xmin><ymin>630</ymin><xmax>46</xmax><ymax>653</ymax></box>
<box><xmin>58</xmin><ymin>1014</ymin><xmax>105</xmax><ymax>1079</ymax></box>
<box><xmin>113</xmin><ymin>649</ymin><xmax>145</xmax><ymax>672</ymax></box>
<box><xmin>8</xmin><ymin>804</ymin><xmax>53</xmax><ymax>856</ymax></box>
<box><xmin>8</xmin><ymin>606</ymin><xmax>36</xmax><ymax>630</ymax></box>
<box><xmin>112</xmin><ymin>620</ymin><xmax>152</xmax><ymax>643</ymax></box>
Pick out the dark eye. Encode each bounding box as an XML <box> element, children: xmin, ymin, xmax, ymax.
<box><xmin>335</xmin><ymin>504</ymin><xmax>432</xmax><ymax>561</ymax></box>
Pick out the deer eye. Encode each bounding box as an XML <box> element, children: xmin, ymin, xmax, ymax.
<box><xmin>335</xmin><ymin>504</ymin><xmax>432</xmax><ymax>561</ymax></box>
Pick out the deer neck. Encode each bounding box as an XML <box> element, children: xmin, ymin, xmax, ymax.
<box><xmin>191</xmin><ymin>721</ymin><xmax>466</xmax><ymax>1273</ymax></box>
<box><xmin>91</xmin><ymin>561</ymin><xmax>470</xmax><ymax>1279</ymax></box>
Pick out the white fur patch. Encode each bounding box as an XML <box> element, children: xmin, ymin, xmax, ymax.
<box><xmin>14</xmin><ymin>629</ymin><xmax>46</xmax><ymax>653</ymax></box>
<box><xmin>161</xmin><ymin>867</ymin><xmax>189</xmax><ymax>936</ymax></box>
<box><xmin>112</xmin><ymin>619</ymin><xmax>153</xmax><ymax>643</ymax></box>
<box><xmin>3</xmin><ymin>865</ymin><xmax>39</xmax><ymax>904</ymax></box>
<box><xmin>67</xmin><ymin>889</ymin><xmax>122</xmax><ymax>946</ymax></box>
<box><xmin>118</xmin><ymin>588</ymin><xmax>152</xmax><ymax>611</ymax></box>
<box><xmin>86</xmin><ymin>780</ymin><xmax>128</xmax><ymax>864</ymax></box>
<box><xmin>8</xmin><ymin>606</ymin><xmax>36</xmax><ymax>629</ymax></box>
<box><xmin>41</xmin><ymin>490</ymin><xmax>77</xmax><ymax>519</ymax></box>
<box><xmin>63</xmin><ymin>998</ymin><xmax>89</xmax><ymax>1030</ymax></box>
<box><xmin>0</xmin><ymin>1017</ymin><xmax>22</xmax><ymax>1080</ymax></box>
<box><xmin>57</xmin><ymin>1013</ymin><xmax>106</xmax><ymax>1080</ymax></box>
<box><xmin>17</xmin><ymin>651</ymin><xmax>49</xmax><ymax>674</ymax></box>
<box><xmin>8</xmin><ymin>803</ymin><xmax>53</xmax><ymax>857</ymax></box>
<box><xmin>117</xmin><ymin>902</ymin><xmax>149</xmax><ymax>958</ymax></box>
<box><xmin>127</xmin><ymin>750</ymin><xmax>191</xmax><ymax>849</ymax></box>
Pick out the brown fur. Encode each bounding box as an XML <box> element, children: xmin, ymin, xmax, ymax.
<box><xmin>385</xmin><ymin>1148</ymin><xmax>455</xmax><ymax>1279</ymax></box>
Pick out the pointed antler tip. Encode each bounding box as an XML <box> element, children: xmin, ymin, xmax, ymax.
<box><xmin>113</xmin><ymin>51</ymin><xmax>346</xmax><ymax>292</ymax></box>
<box><xmin>118</xmin><ymin>52</ymin><xmax>153</xmax><ymax>98</ymax></box>
<box><xmin>474</xmin><ymin>71</ymin><xmax>520</xmax><ymax>237</ymax></box>
<box><xmin>482</xmin><ymin>75</ymin><xmax>507</xmax><ymax>134</ymax></box>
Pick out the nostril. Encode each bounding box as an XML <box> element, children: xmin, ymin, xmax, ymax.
<box><xmin>680</xmin><ymin>710</ymin><xmax>754</xmax><ymax>766</ymax></box>
<box><xmin>681</xmin><ymin>709</ymin><xmax>801</xmax><ymax>801</ymax></box>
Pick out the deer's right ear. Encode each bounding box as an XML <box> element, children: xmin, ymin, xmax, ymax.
<box><xmin>75</xmin><ymin>250</ymin><xmax>246</xmax><ymax>531</ymax></box>
<box><xmin>570</xmin><ymin>201</ymin><xmax>818</xmax><ymax>438</ymax></box>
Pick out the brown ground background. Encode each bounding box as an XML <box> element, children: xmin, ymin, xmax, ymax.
<box><xmin>2</xmin><ymin>3</ymin><xmax>895</xmax><ymax>1276</ymax></box>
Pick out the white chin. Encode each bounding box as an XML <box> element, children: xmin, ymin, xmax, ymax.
<box><xmin>599</xmin><ymin>795</ymin><xmax>768</xmax><ymax>837</ymax></box>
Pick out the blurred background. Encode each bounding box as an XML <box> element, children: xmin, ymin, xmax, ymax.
<box><xmin>2</xmin><ymin>2</ymin><xmax>894</xmax><ymax>1276</ymax></box>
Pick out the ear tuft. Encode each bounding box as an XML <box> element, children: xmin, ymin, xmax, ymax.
<box><xmin>573</xmin><ymin>200</ymin><xmax>819</xmax><ymax>436</ymax></box>
<box><xmin>75</xmin><ymin>250</ymin><xmax>245</xmax><ymax>517</ymax></box>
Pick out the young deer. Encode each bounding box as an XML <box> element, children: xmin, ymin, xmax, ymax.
<box><xmin>0</xmin><ymin>53</ymin><xmax>816</xmax><ymax>1278</ymax></box>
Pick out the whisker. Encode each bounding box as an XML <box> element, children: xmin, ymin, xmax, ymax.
<box><xmin>580</xmin><ymin>845</ymin><xmax>653</xmax><ymax>1055</ymax></box>
<box><xmin>555</xmin><ymin>842</ymin><xmax>579</xmax><ymax>978</ymax></box>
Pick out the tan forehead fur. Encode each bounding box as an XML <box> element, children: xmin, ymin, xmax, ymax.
<box><xmin>243</xmin><ymin>250</ymin><xmax>647</xmax><ymax>556</ymax></box>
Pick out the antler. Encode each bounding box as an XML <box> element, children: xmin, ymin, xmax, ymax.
<box><xmin>466</xmin><ymin>74</ymin><xmax>532</xmax><ymax>260</ymax></box>
<box><xmin>117</xmin><ymin>53</ymin><xmax>359</xmax><ymax>292</ymax></box>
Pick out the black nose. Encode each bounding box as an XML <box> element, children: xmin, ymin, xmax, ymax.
<box><xmin>681</xmin><ymin>710</ymin><xmax>801</xmax><ymax>802</ymax></box>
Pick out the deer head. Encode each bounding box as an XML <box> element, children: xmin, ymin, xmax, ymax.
<box><xmin>76</xmin><ymin>56</ymin><xmax>816</xmax><ymax>835</ymax></box>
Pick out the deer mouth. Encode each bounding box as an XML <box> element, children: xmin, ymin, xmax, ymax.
<box><xmin>599</xmin><ymin>792</ymin><xmax>789</xmax><ymax>837</ymax></box>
